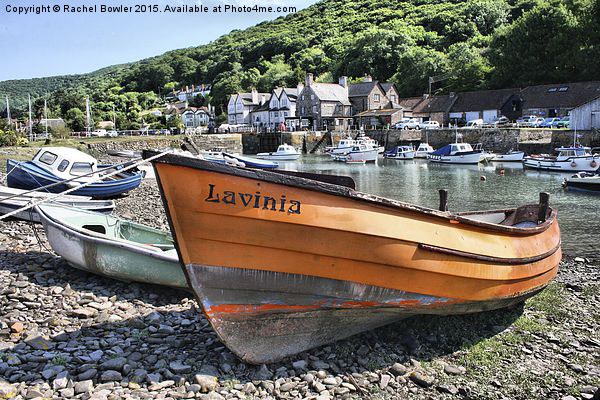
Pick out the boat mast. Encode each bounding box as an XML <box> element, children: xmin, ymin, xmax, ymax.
<box><xmin>85</xmin><ymin>96</ymin><xmax>91</xmax><ymax>135</ymax></box>
<box><xmin>112</xmin><ymin>104</ymin><xmax>117</xmax><ymax>131</ymax></box>
<box><xmin>5</xmin><ymin>96</ymin><xmax>10</xmax><ymax>129</ymax></box>
<box><xmin>28</xmin><ymin>94</ymin><xmax>32</xmax><ymax>140</ymax></box>
<box><xmin>44</xmin><ymin>100</ymin><xmax>48</xmax><ymax>137</ymax></box>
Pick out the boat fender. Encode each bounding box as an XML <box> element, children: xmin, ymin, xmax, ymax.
<box><xmin>591</xmin><ymin>160</ymin><xmax>598</xmax><ymax>168</ymax></box>
<box><xmin>499</xmin><ymin>169</ymin><xmax>505</xmax><ymax>176</ymax></box>
<box><xmin>479</xmin><ymin>175</ymin><xmax>486</xmax><ymax>181</ymax></box>
<box><xmin>571</xmin><ymin>161</ymin><xmax>577</xmax><ymax>168</ymax></box>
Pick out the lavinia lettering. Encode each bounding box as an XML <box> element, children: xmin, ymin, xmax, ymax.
<box><xmin>204</xmin><ymin>184</ymin><xmax>301</xmax><ymax>214</ymax></box>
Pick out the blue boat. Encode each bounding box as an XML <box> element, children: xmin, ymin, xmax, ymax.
<box><xmin>7</xmin><ymin>147</ymin><xmax>143</xmax><ymax>198</ymax></box>
<box><xmin>223</xmin><ymin>153</ymin><xmax>278</xmax><ymax>169</ymax></box>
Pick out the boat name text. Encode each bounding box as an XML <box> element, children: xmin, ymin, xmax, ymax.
<box><xmin>205</xmin><ymin>184</ymin><xmax>301</xmax><ymax>214</ymax></box>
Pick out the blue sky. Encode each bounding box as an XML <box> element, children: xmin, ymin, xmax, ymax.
<box><xmin>0</xmin><ymin>0</ymin><xmax>317</xmax><ymax>81</ymax></box>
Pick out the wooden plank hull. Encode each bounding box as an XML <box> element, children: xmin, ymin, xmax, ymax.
<box><xmin>147</xmin><ymin>153</ymin><xmax>561</xmax><ymax>363</ymax></box>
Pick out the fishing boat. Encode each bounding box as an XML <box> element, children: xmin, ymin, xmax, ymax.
<box><xmin>145</xmin><ymin>151</ymin><xmax>561</xmax><ymax>364</ymax></box>
<box><xmin>473</xmin><ymin>143</ymin><xmax>496</xmax><ymax>163</ymax></box>
<box><xmin>524</xmin><ymin>146</ymin><xmax>598</xmax><ymax>172</ymax></box>
<box><xmin>0</xmin><ymin>186</ymin><xmax>114</xmax><ymax>223</ymax></box>
<box><xmin>325</xmin><ymin>137</ymin><xmax>357</xmax><ymax>156</ymax></box>
<box><xmin>356</xmin><ymin>133</ymin><xmax>385</xmax><ymax>154</ymax></box>
<box><xmin>7</xmin><ymin>147</ymin><xmax>143</xmax><ymax>198</ymax></box>
<box><xmin>36</xmin><ymin>203</ymin><xmax>186</xmax><ymax>289</ymax></box>
<box><xmin>414</xmin><ymin>143</ymin><xmax>435</xmax><ymax>159</ymax></box>
<box><xmin>427</xmin><ymin>142</ymin><xmax>482</xmax><ymax>164</ymax></box>
<box><xmin>257</xmin><ymin>144</ymin><xmax>301</xmax><ymax>161</ymax></box>
<box><xmin>333</xmin><ymin>144</ymin><xmax>378</xmax><ymax>163</ymax></box>
<box><xmin>384</xmin><ymin>146</ymin><xmax>416</xmax><ymax>160</ymax></box>
<box><xmin>490</xmin><ymin>151</ymin><xmax>525</xmax><ymax>162</ymax></box>
<box><xmin>562</xmin><ymin>172</ymin><xmax>600</xmax><ymax>193</ymax></box>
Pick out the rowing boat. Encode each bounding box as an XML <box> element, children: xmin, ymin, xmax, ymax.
<box><xmin>146</xmin><ymin>151</ymin><xmax>561</xmax><ymax>364</ymax></box>
<box><xmin>36</xmin><ymin>203</ymin><xmax>186</xmax><ymax>289</ymax></box>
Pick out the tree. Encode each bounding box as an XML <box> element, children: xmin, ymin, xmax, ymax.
<box><xmin>392</xmin><ymin>48</ymin><xmax>448</xmax><ymax>96</ymax></box>
<box><xmin>446</xmin><ymin>43</ymin><xmax>492</xmax><ymax>91</ymax></box>
<box><xmin>467</xmin><ymin>0</ymin><xmax>510</xmax><ymax>36</ymax></box>
<box><xmin>257</xmin><ymin>55</ymin><xmax>296</xmax><ymax>92</ymax></box>
<box><xmin>65</xmin><ymin>107</ymin><xmax>86</xmax><ymax>132</ymax></box>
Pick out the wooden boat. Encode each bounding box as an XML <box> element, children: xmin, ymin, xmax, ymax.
<box><xmin>0</xmin><ymin>186</ymin><xmax>114</xmax><ymax>223</ymax></box>
<box><xmin>146</xmin><ymin>151</ymin><xmax>561</xmax><ymax>364</ymax></box>
<box><xmin>7</xmin><ymin>147</ymin><xmax>143</xmax><ymax>198</ymax></box>
<box><xmin>384</xmin><ymin>146</ymin><xmax>416</xmax><ymax>160</ymax></box>
<box><xmin>563</xmin><ymin>172</ymin><xmax>600</xmax><ymax>194</ymax></box>
<box><xmin>257</xmin><ymin>144</ymin><xmax>301</xmax><ymax>161</ymax></box>
<box><xmin>36</xmin><ymin>203</ymin><xmax>186</xmax><ymax>289</ymax></box>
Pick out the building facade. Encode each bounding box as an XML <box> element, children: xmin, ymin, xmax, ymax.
<box><xmin>296</xmin><ymin>74</ymin><xmax>353</xmax><ymax>131</ymax></box>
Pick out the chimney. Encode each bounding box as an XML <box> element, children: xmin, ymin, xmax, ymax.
<box><xmin>297</xmin><ymin>83</ymin><xmax>304</xmax><ymax>94</ymax></box>
<box><xmin>261</xmin><ymin>94</ymin><xmax>266</xmax><ymax>105</ymax></box>
<box><xmin>339</xmin><ymin>76</ymin><xmax>348</xmax><ymax>88</ymax></box>
<box><xmin>305</xmin><ymin>73</ymin><xmax>314</xmax><ymax>87</ymax></box>
<box><xmin>363</xmin><ymin>75</ymin><xmax>373</xmax><ymax>83</ymax></box>
<box><xmin>251</xmin><ymin>88</ymin><xmax>258</xmax><ymax>104</ymax></box>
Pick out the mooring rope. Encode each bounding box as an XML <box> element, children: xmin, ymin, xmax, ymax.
<box><xmin>0</xmin><ymin>150</ymin><xmax>170</xmax><ymax>222</ymax></box>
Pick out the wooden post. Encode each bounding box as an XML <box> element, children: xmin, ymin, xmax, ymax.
<box><xmin>538</xmin><ymin>192</ymin><xmax>550</xmax><ymax>223</ymax></box>
<box><xmin>439</xmin><ymin>189</ymin><xmax>448</xmax><ymax>212</ymax></box>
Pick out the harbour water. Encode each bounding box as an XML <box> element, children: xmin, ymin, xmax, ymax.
<box><xmin>280</xmin><ymin>156</ymin><xmax>597</xmax><ymax>258</ymax></box>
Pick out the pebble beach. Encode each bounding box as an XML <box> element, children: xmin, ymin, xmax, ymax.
<box><xmin>0</xmin><ymin>165</ymin><xmax>599</xmax><ymax>400</ymax></box>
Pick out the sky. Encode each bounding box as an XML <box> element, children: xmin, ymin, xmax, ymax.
<box><xmin>0</xmin><ymin>0</ymin><xmax>317</xmax><ymax>81</ymax></box>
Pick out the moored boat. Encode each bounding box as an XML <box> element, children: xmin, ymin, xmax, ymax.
<box><xmin>384</xmin><ymin>146</ymin><xmax>416</xmax><ymax>160</ymax></box>
<box><xmin>256</xmin><ymin>144</ymin><xmax>301</xmax><ymax>161</ymax></box>
<box><xmin>36</xmin><ymin>203</ymin><xmax>186</xmax><ymax>289</ymax></box>
<box><xmin>356</xmin><ymin>133</ymin><xmax>385</xmax><ymax>154</ymax></box>
<box><xmin>563</xmin><ymin>172</ymin><xmax>600</xmax><ymax>193</ymax></box>
<box><xmin>490</xmin><ymin>151</ymin><xmax>525</xmax><ymax>162</ymax></box>
<box><xmin>524</xmin><ymin>145</ymin><xmax>598</xmax><ymax>172</ymax></box>
<box><xmin>427</xmin><ymin>142</ymin><xmax>482</xmax><ymax>164</ymax></box>
<box><xmin>222</xmin><ymin>153</ymin><xmax>278</xmax><ymax>169</ymax></box>
<box><xmin>7</xmin><ymin>147</ymin><xmax>143</xmax><ymax>198</ymax></box>
<box><xmin>0</xmin><ymin>186</ymin><xmax>114</xmax><ymax>223</ymax></box>
<box><xmin>146</xmin><ymin>151</ymin><xmax>561</xmax><ymax>364</ymax></box>
<box><xmin>333</xmin><ymin>144</ymin><xmax>378</xmax><ymax>163</ymax></box>
<box><xmin>414</xmin><ymin>143</ymin><xmax>435</xmax><ymax>159</ymax></box>
<box><xmin>325</xmin><ymin>137</ymin><xmax>357</xmax><ymax>156</ymax></box>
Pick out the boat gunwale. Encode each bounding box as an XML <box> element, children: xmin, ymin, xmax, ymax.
<box><xmin>143</xmin><ymin>150</ymin><xmax>557</xmax><ymax>236</ymax></box>
<box><xmin>35</xmin><ymin>205</ymin><xmax>178</xmax><ymax>263</ymax></box>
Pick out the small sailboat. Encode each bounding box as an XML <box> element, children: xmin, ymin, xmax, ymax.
<box><xmin>145</xmin><ymin>151</ymin><xmax>561</xmax><ymax>364</ymax></box>
<box><xmin>256</xmin><ymin>144</ymin><xmax>301</xmax><ymax>161</ymax></box>
<box><xmin>384</xmin><ymin>145</ymin><xmax>416</xmax><ymax>160</ymax></box>
<box><xmin>36</xmin><ymin>203</ymin><xmax>186</xmax><ymax>289</ymax></box>
<box><xmin>333</xmin><ymin>144</ymin><xmax>378</xmax><ymax>163</ymax></box>
<box><xmin>563</xmin><ymin>172</ymin><xmax>600</xmax><ymax>194</ymax></box>
<box><xmin>0</xmin><ymin>186</ymin><xmax>114</xmax><ymax>223</ymax></box>
<box><xmin>7</xmin><ymin>147</ymin><xmax>144</xmax><ymax>198</ymax></box>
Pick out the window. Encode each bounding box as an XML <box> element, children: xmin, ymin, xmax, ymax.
<box><xmin>312</xmin><ymin>105</ymin><xmax>317</xmax><ymax>113</ymax></box>
<box><xmin>284</xmin><ymin>112</ymin><xmax>288</xmax><ymax>117</ymax></box>
<box><xmin>390</xmin><ymin>95</ymin><xmax>396</xmax><ymax>102</ymax></box>
<box><xmin>57</xmin><ymin>160</ymin><xmax>69</xmax><ymax>172</ymax></box>
<box><xmin>70</xmin><ymin>162</ymin><xmax>93</xmax><ymax>175</ymax></box>
<box><xmin>301</xmin><ymin>107</ymin><xmax>305</xmax><ymax>114</ymax></box>
<box><xmin>311</xmin><ymin>94</ymin><xmax>315</xmax><ymax>100</ymax></box>
<box><xmin>38</xmin><ymin>151</ymin><xmax>58</xmax><ymax>165</ymax></box>
<box><xmin>374</xmin><ymin>94</ymin><xmax>380</xmax><ymax>102</ymax></box>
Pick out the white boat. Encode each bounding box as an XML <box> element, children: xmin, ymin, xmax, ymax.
<box><xmin>524</xmin><ymin>146</ymin><xmax>599</xmax><ymax>172</ymax></box>
<box><xmin>0</xmin><ymin>186</ymin><xmax>115</xmax><ymax>223</ymax></box>
<box><xmin>326</xmin><ymin>138</ymin><xmax>357</xmax><ymax>156</ymax></box>
<box><xmin>257</xmin><ymin>144</ymin><xmax>301</xmax><ymax>161</ymax></box>
<box><xmin>490</xmin><ymin>151</ymin><xmax>525</xmax><ymax>162</ymax></box>
<box><xmin>415</xmin><ymin>143</ymin><xmax>435</xmax><ymax>159</ymax></box>
<box><xmin>427</xmin><ymin>142</ymin><xmax>482</xmax><ymax>165</ymax></box>
<box><xmin>384</xmin><ymin>146</ymin><xmax>416</xmax><ymax>160</ymax></box>
<box><xmin>334</xmin><ymin>144</ymin><xmax>378</xmax><ymax>163</ymax></box>
<box><xmin>356</xmin><ymin>133</ymin><xmax>385</xmax><ymax>154</ymax></box>
<box><xmin>473</xmin><ymin>143</ymin><xmax>496</xmax><ymax>163</ymax></box>
<box><xmin>563</xmin><ymin>172</ymin><xmax>600</xmax><ymax>194</ymax></box>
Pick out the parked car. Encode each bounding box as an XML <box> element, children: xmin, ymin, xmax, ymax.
<box><xmin>395</xmin><ymin>119</ymin><xmax>420</xmax><ymax>130</ymax></box>
<box><xmin>491</xmin><ymin>116</ymin><xmax>510</xmax><ymax>127</ymax></box>
<box><xmin>529</xmin><ymin>117</ymin><xmax>546</xmax><ymax>128</ymax></box>
<box><xmin>418</xmin><ymin>121</ymin><xmax>440</xmax><ymax>130</ymax></box>
<box><xmin>538</xmin><ymin>118</ymin><xmax>560</xmax><ymax>128</ymax></box>
<box><xmin>516</xmin><ymin>115</ymin><xmax>538</xmax><ymax>127</ymax></box>
<box><xmin>461</xmin><ymin>119</ymin><xmax>484</xmax><ymax>129</ymax></box>
<box><xmin>90</xmin><ymin>129</ymin><xmax>108</xmax><ymax>137</ymax></box>
<box><xmin>555</xmin><ymin>116</ymin><xmax>570</xmax><ymax>128</ymax></box>
<box><xmin>106</xmin><ymin>130</ymin><xmax>118</xmax><ymax>137</ymax></box>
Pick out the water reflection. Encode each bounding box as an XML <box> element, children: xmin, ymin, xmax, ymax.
<box><xmin>279</xmin><ymin>155</ymin><xmax>597</xmax><ymax>258</ymax></box>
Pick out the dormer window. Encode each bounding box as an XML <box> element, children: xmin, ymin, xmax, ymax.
<box><xmin>374</xmin><ymin>94</ymin><xmax>380</xmax><ymax>102</ymax></box>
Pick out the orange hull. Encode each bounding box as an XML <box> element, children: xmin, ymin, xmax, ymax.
<box><xmin>147</xmin><ymin>152</ymin><xmax>561</xmax><ymax>363</ymax></box>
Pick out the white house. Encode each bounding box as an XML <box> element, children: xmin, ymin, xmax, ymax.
<box><xmin>181</xmin><ymin>107</ymin><xmax>211</xmax><ymax>128</ymax></box>
<box><xmin>174</xmin><ymin>84</ymin><xmax>211</xmax><ymax>102</ymax></box>
<box><xmin>267</xmin><ymin>86</ymin><xmax>302</xmax><ymax>129</ymax></box>
<box><xmin>227</xmin><ymin>89</ymin><xmax>269</xmax><ymax>125</ymax></box>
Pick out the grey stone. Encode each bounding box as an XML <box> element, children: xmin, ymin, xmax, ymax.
<box><xmin>148</xmin><ymin>380</ymin><xmax>175</xmax><ymax>390</ymax></box>
<box><xmin>409</xmin><ymin>371</ymin><xmax>434</xmax><ymax>388</ymax></box>
<box><xmin>78</xmin><ymin>369</ymin><xmax>97</xmax><ymax>381</ymax></box>
<box><xmin>195</xmin><ymin>374</ymin><xmax>219</xmax><ymax>392</ymax></box>
<box><xmin>312</xmin><ymin>360</ymin><xmax>330</xmax><ymax>370</ymax></box>
<box><xmin>443</xmin><ymin>364</ymin><xmax>464</xmax><ymax>375</ymax></box>
<box><xmin>303</xmin><ymin>373</ymin><xmax>315</xmax><ymax>383</ymax></box>
<box><xmin>201</xmin><ymin>392</ymin><xmax>225</xmax><ymax>400</ymax></box>
<box><xmin>252</xmin><ymin>364</ymin><xmax>272</xmax><ymax>381</ymax></box>
<box><xmin>437</xmin><ymin>384</ymin><xmax>459</xmax><ymax>395</ymax></box>
<box><xmin>390</xmin><ymin>363</ymin><xmax>407</xmax><ymax>376</ymax></box>
<box><xmin>88</xmin><ymin>350</ymin><xmax>103</xmax><ymax>361</ymax></box>
<box><xmin>52</xmin><ymin>371</ymin><xmax>69</xmax><ymax>390</ymax></box>
<box><xmin>59</xmin><ymin>387</ymin><xmax>75</xmax><ymax>397</ymax></box>
<box><xmin>279</xmin><ymin>382</ymin><xmax>296</xmax><ymax>392</ymax></box>
<box><xmin>379</xmin><ymin>374</ymin><xmax>391</xmax><ymax>389</ymax></box>
<box><xmin>100</xmin><ymin>370</ymin><xmax>122</xmax><ymax>382</ymax></box>
<box><xmin>323</xmin><ymin>377</ymin><xmax>338</xmax><ymax>386</ymax></box>
<box><xmin>292</xmin><ymin>360</ymin><xmax>307</xmax><ymax>370</ymax></box>
<box><xmin>169</xmin><ymin>360</ymin><xmax>192</xmax><ymax>374</ymax></box>
<box><xmin>100</xmin><ymin>357</ymin><xmax>127</xmax><ymax>371</ymax></box>
<box><xmin>74</xmin><ymin>380</ymin><xmax>94</xmax><ymax>394</ymax></box>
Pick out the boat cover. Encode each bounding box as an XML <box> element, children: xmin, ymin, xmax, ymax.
<box><xmin>430</xmin><ymin>145</ymin><xmax>452</xmax><ymax>156</ymax></box>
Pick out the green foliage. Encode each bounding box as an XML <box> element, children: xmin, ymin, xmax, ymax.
<box><xmin>1</xmin><ymin>0</ymin><xmax>597</xmax><ymax>118</ymax></box>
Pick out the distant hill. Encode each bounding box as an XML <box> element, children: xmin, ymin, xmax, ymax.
<box><xmin>2</xmin><ymin>0</ymin><xmax>598</xmax><ymax>116</ymax></box>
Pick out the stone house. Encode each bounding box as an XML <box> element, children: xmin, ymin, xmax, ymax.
<box><xmin>296</xmin><ymin>74</ymin><xmax>353</xmax><ymax>131</ymax></box>
<box><xmin>448</xmin><ymin>88</ymin><xmax>522</xmax><ymax>123</ymax></box>
<box><xmin>520</xmin><ymin>81</ymin><xmax>600</xmax><ymax>118</ymax></box>
<box><xmin>227</xmin><ymin>89</ymin><xmax>269</xmax><ymax>125</ymax></box>
<box><xmin>411</xmin><ymin>94</ymin><xmax>457</xmax><ymax>125</ymax></box>
<box><xmin>354</xmin><ymin>108</ymin><xmax>405</xmax><ymax>127</ymax></box>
